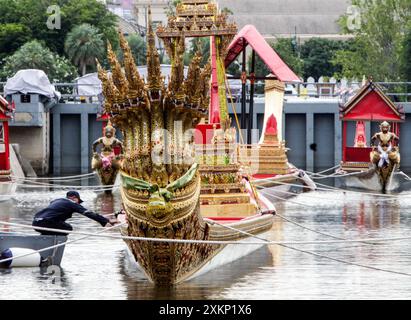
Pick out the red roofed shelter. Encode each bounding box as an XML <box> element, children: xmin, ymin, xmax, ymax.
<box><xmin>224</xmin><ymin>25</ymin><xmax>300</xmax><ymax>143</ymax></box>
<box><xmin>340</xmin><ymin>81</ymin><xmax>404</xmax><ymax>164</ymax></box>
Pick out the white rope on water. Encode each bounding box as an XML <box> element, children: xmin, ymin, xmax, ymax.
<box><xmin>309</xmin><ymin>171</ymin><xmax>368</xmax><ymax>180</ymax></box>
<box><xmin>206</xmin><ymin>218</ymin><xmax>411</xmax><ymax>277</ymax></box>
<box><xmin>311</xmin><ymin>179</ymin><xmax>407</xmax><ymax>198</ymax></box>
<box><xmin>305</xmin><ymin>165</ymin><xmax>340</xmax><ymax>176</ymax></box>
<box><xmin>0</xmin><ymin>222</ymin><xmax>127</xmax><ymax>266</ymax></box>
<box><xmin>11</xmin><ymin>172</ymin><xmax>97</xmax><ymax>181</ymax></box>
<box><xmin>2</xmin><ymin>220</ymin><xmax>411</xmax><ymax>246</ymax></box>
<box><xmin>13</xmin><ymin>179</ymin><xmax>118</xmax><ymax>189</ymax></box>
<box><xmin>13</xmin><ymin>183</ymin><xmax>119</xmax><ymax>192</ymax></box>
<box><xmin>259</xmin><ymin>186</ymin><xmax>399</xmax><ymax>205</ymax></box>
<box><xmin>2</xmin><ymin>220</ymin><xmax>410</xmax><ymax>277</ymax></box>
<box><xmin>307</xmin><ymin>167</ymin><xmax>411</xmax><ymax>182</ymax></box>
<box><xmin>259</xmin><ymin>189</ymin><xmax>318</xmax><ymax>208</ymax></box>
<box><xmin>258</xmin><ymin>176</ymin><xmax>401</xmax><ymax>199</ymax></box>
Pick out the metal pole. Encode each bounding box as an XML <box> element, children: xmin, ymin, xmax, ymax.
<box><xmin>342</xmin><ymin>121</ymin><xmax>347</xmax><ymax>162</ymax></box>
<box><xmin>248</xmin><ymin>50</ymin><xmax>256</xmax><ymax>144</ymax></box>
<box><xmin>241</xmin><ymin>42</ymin><xmax>247</xmax><ymax>136</ymax></box>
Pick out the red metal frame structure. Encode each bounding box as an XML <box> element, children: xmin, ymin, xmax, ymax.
<box><xmin>0</xmin><ymin>96</ymin><xmax>11</xmax><ymax>172</ymax></box>
<box><xmin>340</xmin><ymin>81</ymin><xmax>405</xmax><ymax>163</ymax></box>
<box><xmin>224</xmin><ymin>25</ymin><xmax>300</xmax><ymax>143</ymax></box>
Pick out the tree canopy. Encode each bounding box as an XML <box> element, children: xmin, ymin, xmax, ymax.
<box><xmin>0</xmin><ymin>23</ymin><xmax>32</xmax><ymax>62</ymax></box>
<box><xmin>336</xmin><ymin>0</ymin><xmax>411</xmax><ymax>81</ymax></box>
<box><xmin>0</xmin><ymin>40</ymin><xmax>78</xmax><ymax>82</ymax></box>
<box><xmin>402</xmin><ymin>22</ymin><xmax>411</xmax><ymax>81</ymax></box>
<box><xmin>65</xmin><ymin>24</ymin><xmax>105</xmax><ymax>76</ymax></box>
<box><xmin>0</xmin><ymin>0</ymin><xmax>118</xmax><ymax>60</ymax></box>
<box><xmin>117</xmin><ymin>34</ymin><xmax>147</xmax><ymax>67</ymax></box>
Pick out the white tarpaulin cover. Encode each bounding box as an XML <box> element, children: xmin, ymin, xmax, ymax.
<box><xmin>74</xmin><ymin>73</ymin><xmax>102</xmax><ymax>96</ymax></box>
<box><xmin>4</xmin><ymin>69</ymin><xmax>60</xmax><ymax>99</ymax></box>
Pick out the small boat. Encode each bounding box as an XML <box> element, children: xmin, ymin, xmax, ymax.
<box><xmin>336</xmin><ymin>81</ymin><xmax>406</xmax><ymax>192</ymax></box>
<box><xmin>0</xmin><ymin>233</ymin><xmax>67</xmax><ymax>268</ymax></box>
<box><xmin>97</xmin><ymin>3</ymin><xmax>276</xmax><ymax>285</ymax></box>
<box><xmin>118</xmin><ymin>188</ymin><xmax>275</xmax><ymax>285</ymax></box>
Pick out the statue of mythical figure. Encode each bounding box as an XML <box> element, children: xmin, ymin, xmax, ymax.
<box><xmin>370</xmin><ymin>121</ymin><xmax>400</xmax><ymax>168</ymax></box>
<box><xmin>91</xmin><ymin>122</ymin><xmax>124</xmax><ymax>189</ymax></box>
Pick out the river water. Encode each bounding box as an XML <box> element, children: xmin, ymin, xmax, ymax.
<box><xmin>1</xmin><ymin>185</ymin><xmax>411</xmax><ymax>300</ymax></box>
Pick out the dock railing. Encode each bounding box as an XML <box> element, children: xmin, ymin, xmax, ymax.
<box><xmin>2</xmin><ymin>81</ymin><xmax>411</xmax><ymax>103</ymax></box>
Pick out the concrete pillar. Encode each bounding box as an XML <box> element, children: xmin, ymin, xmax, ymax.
<box><xmin>365</xmin><ymin>121</ymin><xmax>371</xmax><ymax>144</ymax></box>
<box><xmin>80</xmin><ymin>113</ymin><xmax>89</xmax><ymax>174</ymax></box>
<box><xmin>53</xmin><ymin>113</ymin><xmax>61</xmax><ymax>175</ymax></box>
<box><xmin>334</xmin><ymin>113</ymin><xmax>342</xmax><ymax>165</ymax></box>
<box><xmin>306</xmin><ymin>113</ymin><xmax>314</xmax><ymax>172</ymax></box>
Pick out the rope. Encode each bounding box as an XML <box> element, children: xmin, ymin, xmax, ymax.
<box><xmin>311</xmin><ymin>180</ymin><xmax>402</xmax><ymax>198</ymax></box>
<box><xmin>0</xmin><ymin>222</ymin><xmax>127</xmax><ymax>266</ymax></box>
<box><xmin>13</xmin><ymin>178</ymin><xmax>118</xmax><ymax>188</ymax></box>
<box><xmin>273</xmin><ymin>212</ymin><xmax>345</xmax><ymax>240</ymax></box>
<box><xmin>2</xmin><ymin>220</ymin><xmax>411</xmax><ymax>246</ymax></box>
<box><xmin>259</xmin><ymin>189</ymin><xmax>318</xmax><ymax>208</ymax></box>
<box><xmin>207</xmin><ymin>217</ymin><xmax>411</xmax><ymax>277</ymax></box>
<box><xmin>14</xmin><ymin>183</ymin><xmax>119</xmax><ymax>191</ymax></box>
<box><xmin>305</xmin><ymin>165</ymin><xmax>340</xmax><ymax>176</ymax></box>
<box><xmin>2</xmin><ymin>220</ymin><xmax>410</xmax><ymax>277</ymax></box>
<box><xmin>309</xmin><ymin>171</ymin><xmax>368</xmax><ymax>180</ymax></box>
<box><xmin>259</xmin><ymin>186</ymin><xmax>397</xmax><ymax>205</ymax></box>
<box><xmin>224</xmin><ymin>73</ymin><xmax>244</xmax><ymax>144</ymax></box>
<box><xmin>257</xmin><ymin>176</ymin><xmax>400</xmax><ymax>199</ymax></box>
<box><xmin>11</xmin><ymin>172</ymin><xmax>97</xmax><ymax>181</ymax></box>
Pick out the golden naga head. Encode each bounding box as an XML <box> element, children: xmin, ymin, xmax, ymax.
<box><xmin>380</xmin><ymin>121</ymin><xmax>390</xmax><ymax>132</ymax></box>
<box><xmin>104</xmin><ymin>120</ymin><xmax>116</xmax><ymax>137</ymax></box>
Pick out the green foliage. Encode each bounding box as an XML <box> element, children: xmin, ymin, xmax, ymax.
<box><xmin>0</xmin><ymin>40</ymin><xmax>78</xmax><ymax>82</ymax></box>
<box><xmin>332</xmin><ymin>38</ymin><xmax>368</xmax><ymax>80</ymax></box>
<box><xmin>0</xmin><ymin>0</ymin><xmax>118</xmax><ymax>56</ymax></box>
<box><xmin>65</xmin><ymin>24</ymin><xmax>104</xmax><ymax>75</ymax></box>
<box><xmin>117</xmin><ymin>34</ymin><xmax>147</xmax><ymax>66</ymax></box>
<box><xmin>0</xmin><ymin>23</ymin><xmax>32</xmax><ymax>62</ymax></box>
<box><xmin>402</xmin><ymin>22</ymin><xmax>411</xmax><ymax>81</ymax></box>
<box><xmin>336</xmin><ymin>0</ymin><xmax>411</xmax><ymax>81</ymax></box>
<box><xmin>300</xmin><ymin>38</ymin><xmax>351</xmax><ymax>80</ymax></box>
<box><xmin>190</xmin><ymin>38</ymin><xmax>210</xmax><ymax>67</ymax></box>
<box><xmin>60</xmin><ymin>0</ymin><xmax>119</xmax><ymax>53</ymax></box>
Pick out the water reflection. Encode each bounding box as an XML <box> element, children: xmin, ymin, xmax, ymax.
<box><xmin>341</xmin><ymin>196</ymin><xmax>401</xmax><ymax>230</ymax></box>
<box><xmin>119</xmin><ymin>247</ymin><xmax>273</xmax><ymax>300</ymax></box>
<box><xmin>2</xmin><ymin>189</ymin><xmax>411</xmax><ymax>299</ymax></box>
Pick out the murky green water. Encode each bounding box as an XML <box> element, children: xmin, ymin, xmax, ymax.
<box><xmin>1</xmin><ymin>185</ymin><xmax>411</xmax><ymax>300</ymax></box>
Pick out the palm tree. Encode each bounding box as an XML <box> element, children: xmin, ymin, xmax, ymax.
<box><xmin>65</xmin><ymin>24</ymin><xmax>104</xmax><ymax>76</ymax></box>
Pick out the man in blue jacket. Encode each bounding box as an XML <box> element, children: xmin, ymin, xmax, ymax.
<box><xmin>32</xmin><ymin>191</ymin><xmax>118</xmax><ymax>236</ymax></box>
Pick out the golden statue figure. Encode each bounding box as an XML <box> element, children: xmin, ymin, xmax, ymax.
<box><xmin>91</xmin><ymin>121</ymin><xmax>123</xmax><ymax>192</ymax></box>
<box><xmin>370</xmin><ymin>121</ymin><xmax>400</xmax><ymax>190</ymax></box>
<box><xmin>370</xmin><ymin>121</ymin><xmax>400</xmax><ymax>168</ymax></box>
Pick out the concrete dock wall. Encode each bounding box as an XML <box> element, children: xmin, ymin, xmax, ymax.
<box><xmin>7</xmin><ymin>92</ymin><xmax>411</xmax><ymax>175</ymax></box>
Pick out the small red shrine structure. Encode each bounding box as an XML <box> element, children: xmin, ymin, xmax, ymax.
<box><xmin>0</xmin><ymin>96</ymin><xmax>12</xmax><ymax>175</ymax></box>
<box><xmin>340</xmin><ymin>81</ymin><xmax>404</xmax><ymax>168</ymax></box>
